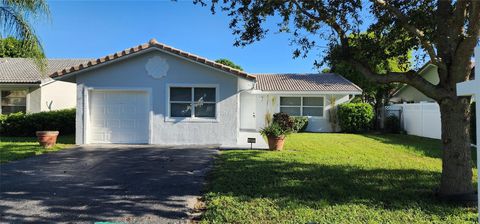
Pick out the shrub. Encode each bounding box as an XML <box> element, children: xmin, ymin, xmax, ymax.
<box><xmin>260</xmin><ymin>122</ymin><xmax>289</xmax><ymax>137</ymax></box>
<box><xmin>0</xmin><ymin>114</ymin><xmax>6</xmax><ymax>133</ymax></box>
<box><xmin>291</xmin><ymin>116</ymin><xmax>308</xmax><ymax>132</ymax></box>
<box><xmin>337</xmin><ymin>103</ymin><xmax>374</xmax><ymax>133</ymax></box>
<box><xmin>385</xmin><ymin>115</ymin><xmax>401</xmax><ymax>133</ymax></box>
<box><xmin>261</xmin><ymin>112</ymin><xmax>294</xmax><ymax>137</ymax></box>
<box><xmin>272</xmin><ymin>112</ymin><xmax>294</xmax><ymax>132</ymax></box>
<box><xmin>0</xmin><ymin>109</ymin><xmax>75</xmax><ymax>137</ymax></box>
<box><xmin>472</xmin><ymin>102</ymin><xmax>476</xmax><ymax>145</ymax></box>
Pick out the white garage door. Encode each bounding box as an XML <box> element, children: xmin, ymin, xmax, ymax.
<box><xmin>88</xmin><ymin>90</ymin><xmax>149</xmax><ymax>144</ymax></box>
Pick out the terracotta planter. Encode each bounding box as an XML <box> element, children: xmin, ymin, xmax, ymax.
<box><xmin>36</xmin><ymin>131</ymin><xmax>59</xmax><ymax>148</ymax></box>
<box><xmin>267</xmin><ymin>135</ymin><xmax>285</xmax><ymax>151</ymax></box>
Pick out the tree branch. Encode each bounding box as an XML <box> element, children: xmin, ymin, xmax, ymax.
<box><xmin>452</xmin><ymin>0</ymin><xmax>480</xmax><ymax>83</ymax></box>
<box><xmin>291</xmin><ymin>1</ymin><xmax>348</xmax><ymax>46</ymax></box>
<box><xmin>347</xmin><ymin>58</ymin><xmax>451</xmax><ymax>101</ymax></box>
<box><xmin>435</xmin><ymin>0</ymin><xmax>455</xmax><ymax>83</ymax></box>
<box><xmin>373</xmin><ymin>0</ymin><xmax>442</xmax><ymax>68</ymax></box>
<box><xmin>292</xmin><ymin>0</ymin><xmax>450</xmax><ymax>101</ymax></box>
<box><xmin>450</xmin><ymin>0</ymin><xmax>468</xmax><ymax>39</ymax></box>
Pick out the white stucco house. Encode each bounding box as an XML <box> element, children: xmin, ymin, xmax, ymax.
<box><xmin>0</xmin><ymin>58</ymin><xmax>83</xmax><ymax>114</ymax></box>
<box><xmin>48</xmin><ymin>39</ymin><xmax>361</xmax><ymax>147</ymax></box>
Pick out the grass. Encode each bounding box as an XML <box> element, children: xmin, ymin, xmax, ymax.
<box><xmin>202</xmin><ymin>133</ymin><xmax>478</xmax><ymax>224</ymax></box>
<box><xmin>0</xmin><ymin>135</ymin><xmax>75</xmax><ymax>163</ymax></box>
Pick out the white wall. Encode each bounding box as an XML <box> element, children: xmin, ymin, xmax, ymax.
<box><xmin>252</xmin><ymin>93</ymin><xmax>351</xmax><ymax>132</ymax></box>
<box><xmin>27</xmin><ymin>87</ymin><xmax>41</xmax><ymax>113</ymax></box>
<box><xmin>40</xmin><ymin>80</ymin><xmax>77</xmax><ymax>111</ymax></box>
<box><xmin>1</xmin><ymin>81</ymin><xmax>76</xmax><ymax>114</ymax></box>
<box><xmin>75</xmin><ymin>49</ymin><xmax>244</xmax><ymax>145</ymax></box>
<box><xmin>387</xmin><ymin>102</ymin><xmax>441</xmax><ymax>139</ymax></box>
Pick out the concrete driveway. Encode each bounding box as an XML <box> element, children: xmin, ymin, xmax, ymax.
<box><xmin>0</xmin><ymin>145</ymin><xmax>218</xmax><ymax>223</ymax></box>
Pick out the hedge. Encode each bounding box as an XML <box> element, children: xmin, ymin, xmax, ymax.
<box><xmin>337</xmin><ymin>103</ymin><xmax>374</xmax><ymax>133</ymax></box>
<box><xmin>0</xmin><ymin>109</ymin><xmax>75</xmax><ymax>137</ymax></box>
<box><xmin>291</xmin><ymin>116</ymin><xmax>308</xmax><ymax>132</ymax></box>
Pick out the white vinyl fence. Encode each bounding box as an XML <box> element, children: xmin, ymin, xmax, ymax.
<box><xmin>385</xmin><ymin>102</ymin><xmax>441</xmax><ymax>139</ymax></box>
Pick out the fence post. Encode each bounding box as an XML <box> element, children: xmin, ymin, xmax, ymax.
<box><xmin>399</xmin><ymin>109</ymin><xmax>403</xmax><ymax>133</ymax></box>
<box><xmin>420</xmin><ymin>102</ymin><xmax>425</xmax><ymax>137</ymax></box>
<box><xmin>403</xmin><ymin>102</ymin><xmax>407</xmax><ymax>131</ymax></box>
<box><xmin>380</xmin><ymin>106</ymin><xmax>385</xmax><ymax>129</ymax></box>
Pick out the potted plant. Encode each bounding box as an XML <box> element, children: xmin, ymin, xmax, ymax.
<box><xmin>260</xmin><ymin>112</ymin><xmax>294</xmax><ymax>150</ymax></box>
<box><xmin>36</xmin><ymin>131</ymin><xmax>59</xmax><ymax>148</ymax></box>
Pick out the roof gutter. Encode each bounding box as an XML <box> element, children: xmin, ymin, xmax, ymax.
<box><xmin>0</xmin><ymin>83</ymin><xmax>40</xmax><ymax>87</ymax></box>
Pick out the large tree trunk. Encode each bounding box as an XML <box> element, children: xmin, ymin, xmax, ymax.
<box><xmin>438</xmin><ymin>98</ymin><xmax>474</xmax><ymax>196</ymax></box>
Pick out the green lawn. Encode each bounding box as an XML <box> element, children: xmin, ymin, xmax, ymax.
<box><xmin>202</xmin><ymin>134</ymin><xmax>478</xmax><ymax>223</ymax></box>
<box><xmin>0</xmin><ymin>135</ymin><xmax>75</xmax><ymax>163</ymax></box>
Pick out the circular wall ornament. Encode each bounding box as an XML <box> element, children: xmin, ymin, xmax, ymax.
<box><xmin>146</xmin><ymin>56</ymin><xmax>169</xmax><ymax>79</ymax></box>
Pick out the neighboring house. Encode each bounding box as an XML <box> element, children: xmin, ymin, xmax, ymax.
<box><xmin>49</xmin><ymin>39</ymin><xmax>361</xmax><ymax>146</ymax></box>
<box><xmin>387</xmin><ymin>61</ymin><xmax>475</xmax><ymax>140</ymax></box>
<box><xmin>391</xmin><ymin>63</ymin><xmax>475</xmax><ymax>103</ymax></box>
<box><xmin>0</xmin><ymin>58</ymin><xmax>87</xmax><ymax>114</ymax></box>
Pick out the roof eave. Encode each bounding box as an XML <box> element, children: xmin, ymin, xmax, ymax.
<box><xmin>249</xmin><ymin>90</ymin><xmax>363</xmax><ymax>95</ymax></box>
<box><xmin>0</xmin><ymin>82</ymin><xmax>40</xmax><ymax>87</ymax></box>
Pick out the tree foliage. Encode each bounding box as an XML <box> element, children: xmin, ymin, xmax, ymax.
<box><xmin>0</xmin><ymin>0</ymin><xmax>50</xmax><ymax>69</ymax></box>
<box><xmin>196</xmin><ymin>0</ymin><xmax>480</xmax><ymax>196</ymax></box>
<box><xmin>215</xmin><ymin>58</ymin><xmax>243</xmax><ymax>71</ymax></box>
<box><xmin>327</xmin><ymin>33</ymin><xmax>411</xmax><ymax>107</ymax></box>
<box><xmin>0</xmin><ymin>36</ymin><xmax>43</xmax><ymax>58</ymax></box>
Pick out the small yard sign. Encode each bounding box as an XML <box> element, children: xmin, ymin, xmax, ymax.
<box><xmin>456</xmin><ymin>46</ymin><xmax>479</xmax><ymax>221</ymax></box>
<box><xmin>247</xmin><ymin>138</ymin><xmax>256</xmax><ymax>150</ymax></box>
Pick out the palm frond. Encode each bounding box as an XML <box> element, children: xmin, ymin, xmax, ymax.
<box><xmin>0</xmin><ymin>0</ymin><xmax>49</xmax><ymax>72</ymax></box>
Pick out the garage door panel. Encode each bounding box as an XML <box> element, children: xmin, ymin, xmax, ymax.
<box><xmin>106</xmin><ymin>119</ymin><xmax>121</xmax><ymax>128</ymax></box>
<box><xmin>106</xmin><ymin>105</ymin><xmax>121</xmax><ymax>115</ymax></box>
<box><xmin>123</xmin><ymin>106</ymin><xmax>135</xmax><ymax>114</ymax></box>
<box><xmin>91</xmin><ymin>119</ymin><xmax>105</xmax><ymax>128</ymax></box>
<box><xmin>89</xmin><ymin>90</ymin><xmax>149</xmax><ymax>144</ymax></box>
<box><xmin>121</xmin><ymin>119</ymin><xmax>135</xmax><ymax>128</ymax></box>
<box><xmin>90</xmin><ymin>106</ymin><xmax>105</xmax><ymax>116</ymax></box>
<box><xmin>90</xmin><ymin>131</ymin><xmax>106</xmax><ymax>142</ymax></box>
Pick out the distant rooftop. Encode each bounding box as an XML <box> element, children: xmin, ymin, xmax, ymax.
<box><xmin>0</xmin><ymin>58</ymin><xmax>91</xmax><ymax>84</ymax></box>
<box><xmin>254</xmin><ymin>73</ymin><xmax>362</xmax><ymax>93</ymax></box>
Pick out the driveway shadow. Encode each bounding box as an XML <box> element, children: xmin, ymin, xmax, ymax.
<box><xmin>0</xmin><ymin>145</ymin><xmax>217</xmax><ymax>223</ymax></box>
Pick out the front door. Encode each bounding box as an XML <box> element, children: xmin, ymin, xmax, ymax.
<box><xmin>240</xmin><ymin>93</ymin><xmax>257</xmax><ymax>130</ymax></box>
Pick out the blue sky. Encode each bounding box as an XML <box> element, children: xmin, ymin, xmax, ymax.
<box><xmin>34</xmin><ymin>0</ymin><xmax>328</xmax><ymax>74</ymax></box>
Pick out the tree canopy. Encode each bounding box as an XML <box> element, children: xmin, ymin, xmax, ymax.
<box><xmin>197</xmin><ymin>0</ymin><xmax>480</xmax><ymax>197</ymax></box>
<box><xmin>215</xmin><ymin>58</ymin><xmax>244</xmax><ymax>71</ymax></box>
<box><xmin>0</xmin><ymin>36</ymin><xmax>43</xmax><ymax>58</ymax></box>
<box><xmin>327</xmin><ymin>33</ymin><xmax>411</xmax><ymax>106</ymax></box>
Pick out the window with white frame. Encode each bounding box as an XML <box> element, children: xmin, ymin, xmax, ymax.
<box><xmin>1</xmin><ymin>90</ymin><xmax>27</xmax><ymax>114</ymax></box>
<box><xmin>280</xmin><ymin>96</ymin><xmax>324</xmax><ymax>117</ymax></box>
<box><xmin>169</xmin><ymin>87</ymin><xmax>216</xmax><ymax>118</ymax></box>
